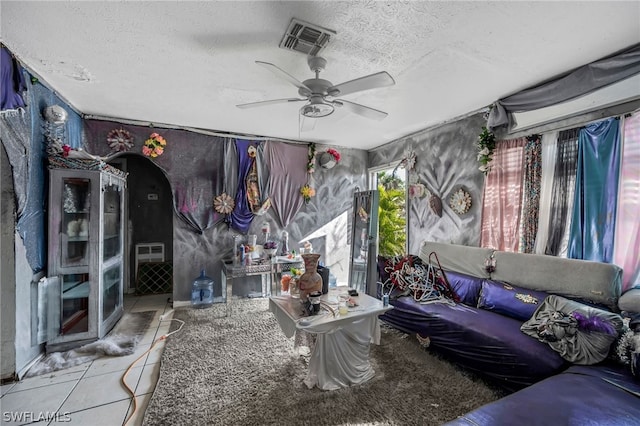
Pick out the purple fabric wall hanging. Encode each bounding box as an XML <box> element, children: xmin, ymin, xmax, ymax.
<box><xmin>265</xmin><ymin>141</ymin><xmax>309</xmax><ymax>228</ymax></box>
<box><xmin>1</xmin><ymin>46</ymin><xmax>26</xmax><ymax>111</ymax></box>
<box><xmin>229</xmin><ymin>139</ymin><xmax>260</xmax><ymax>233</ymax></box>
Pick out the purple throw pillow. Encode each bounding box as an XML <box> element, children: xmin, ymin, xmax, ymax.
<box><xmin>478</xmin><ymin>279</ymin><xmax>549</xmax><ymax>321</ymax></box>
<box><xmin>444</xmin><ymin>270</ymin><xmax>483</xmax><ymax>306</ymax></box>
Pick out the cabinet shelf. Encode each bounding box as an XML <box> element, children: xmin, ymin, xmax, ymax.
<box><xmin>62</xmin><ymin>281</ymin><xmax>90</xmax><ymax>299</ymax></box>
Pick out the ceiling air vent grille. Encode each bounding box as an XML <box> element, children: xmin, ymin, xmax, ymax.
<box><xmin>279</xmin><ymin>18</ymin><xmax>336</xmax><ymax>56</ymax></box>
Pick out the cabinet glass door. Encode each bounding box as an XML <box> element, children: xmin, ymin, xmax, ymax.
<box><xmin>61</xmin><ymin>178</ymin><xmax>91</xmax><ymax>268</ymax></box>
<box><xmin>61</xmin><ymin>273</ymin><xmax>90</xmax><ymax>334</ymax></box>
<box><xmin>102</xmin><ymin>264</ymin><xmax>121</xmax><ymax>320</ymax></box>
<box><xmin>102</xmin><ymin>184</ymin><xmax>122</xmax><ymax>261</ymax></box>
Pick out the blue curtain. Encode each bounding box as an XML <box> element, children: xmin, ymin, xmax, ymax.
<box><xmin>568</xmin><ymin>118</ymin><xmax>621</xmax><ymax>263</ymax></box>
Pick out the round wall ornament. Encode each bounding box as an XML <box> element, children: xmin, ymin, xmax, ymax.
<box><xmin>106</xmin><ymin>128</ymin><xmax>134</xmax><ymax>152</ymax></box>
<box><xmin>213</xmin><ymin>193</ymin><xmax>235</xmax><ymax>215</ymax></box>
<box><xmin>449</xmin><ymin>188</ymin><xmax>472</xmax><ymax>215</ymax></box>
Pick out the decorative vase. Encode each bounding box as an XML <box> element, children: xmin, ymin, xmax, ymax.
<box><xmin>319</xmin><ymin>152</ymin><xmax>337</xmax><ymax>169</ymax></box>
<box><xmin>297</xmin><ymin>253</ymin><xmax>323</xmax><ymax>301</ymax></box>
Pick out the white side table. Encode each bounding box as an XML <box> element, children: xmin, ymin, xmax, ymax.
<box><xmin>269</xmin><ymin>290</ymin><xmax>392</xmax><ymax>390</ymax></box>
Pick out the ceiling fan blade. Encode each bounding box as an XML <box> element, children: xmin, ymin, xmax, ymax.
<box><xmin>256</xmin><ymin>61</ymin><xmax>312</xmax><ymax>96</ymax></box>
<box><xmin>328</xmin><ymin>71</ymin><xmax>395</xmax><ymax>97</ymax></box>
<box><xmin>333</xmin><ymin>99</ymin><xmax>388</xmax><ymax>121</ymax></box>
<box><xmin>236</xmin><ymin>98</ymin><xmax>306</xmax><ymax>109</ymax></box>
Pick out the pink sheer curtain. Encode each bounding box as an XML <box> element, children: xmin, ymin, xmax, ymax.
<box><xmin>481</xmin><ymin>138</ymin><xmax>526</xmax><ymax>251</ymax></box>
<box><xmin>614</xmin><ymin>113</ymin><xmax>640</xmax><ymax>291</ymax></box>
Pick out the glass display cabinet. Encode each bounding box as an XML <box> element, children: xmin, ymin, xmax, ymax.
<box><xmin>348</xmin><ymin>190</ymin><xmax>379</xmax><ymax>296</ymax></box>
<box><xmin>46</xmin><ymin>165</ymin><xmax>126</xmax><ymax>351</ymax></box>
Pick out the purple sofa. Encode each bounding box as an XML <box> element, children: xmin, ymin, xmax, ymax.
<box><xmin>445</xmin><ymin>363</ymin><xmax>640</xmax><ymax>426</ymax></box>
<box><xmin>380</xmin><ymin>274</ymin><xmax>566</xmax><ymax>388</ymax></box>
<box><xmin>378</xmin><ymin>241</ymin><xmax>639</xmax><ymax>423</ymax></box>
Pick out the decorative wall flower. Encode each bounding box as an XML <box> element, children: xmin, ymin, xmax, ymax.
<box><xmin>300</xmin><ymin>184</ymin><xmax>316</xmax><ymax>204</ymax></box>
<box><xmin>107</xmin><ymin>128</ymin><xmax>134</xmax><ymax>152</ymax></box>
<box><xmin>449</xmin><ymin>188</ymin><xmax>472</xmax><ymax>215</ymax></box>
<box><xmin>213</xmin><ymin>193</ymin><xmax>235</xmax><ymax>215</ymax></box>
<box><xmin>477</xmin><ymin>126</ymin><xmax>496</xmax><ymax>175</ymax></box>
<box><xmin>307</xmin><ymin>143</ymin><xmax>316</xmax><ymax>174</ymax></box>
<box><xmin>143</xmin><ymin>132</ymin><xmax>167</xmax><ymax>158</ymax></box>
<box><xmin>400</xmin><ymin>150</ymin><xmax>416</xmax><ymax>171</ymax></box>
<box><xmin>408</xmin><ymin>183</ymin><xmax>427</xmax><ymax>199</ymax></box>
<box><xmin>327</xmin><ymin>148</ymin><xmax>341</xmax><ymax>162</ymax></box>
<box><xmin>248</xmin><ymin>145</ymin><xmax>257</xmax><ymax>158</ymax></box>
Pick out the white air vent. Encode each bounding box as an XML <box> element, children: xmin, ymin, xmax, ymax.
<box><xmin>279</xmin><ymin>18</ymin><xmax>335</xmax><ymax>56</ymax></box>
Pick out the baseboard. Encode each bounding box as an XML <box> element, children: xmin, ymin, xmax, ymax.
<box><xmin>16</xmin><ymin>352</ymin><xmax>45</xmax><ymax>381</ymax></box>
<box><xmin>172</xmin><ymin>300</ymin><xmax>191</xmax><ymax>308</ymax></box>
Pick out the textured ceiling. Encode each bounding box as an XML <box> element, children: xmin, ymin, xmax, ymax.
<box><xmin>2</xmin><ymin>1</ymin><xmax>639</xmax><ymax>150</ymax></box>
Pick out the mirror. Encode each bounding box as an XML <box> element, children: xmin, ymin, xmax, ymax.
<box><xmin>348</xmin><ymin>190</ymin><xmax>379</xmax><ymax>296</ymax></box>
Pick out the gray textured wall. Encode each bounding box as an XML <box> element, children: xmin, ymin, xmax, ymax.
<box><xmin>369</xmin><ymin>113</ymin><xmax>486</xmax><ymax>253</ymax></box>
<box><xmin>172</xmin><ymin>145</ymin><xmax>368</xmax><ymax>302</ymax></box>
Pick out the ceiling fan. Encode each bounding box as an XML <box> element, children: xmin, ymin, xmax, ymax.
<box><xmin>236</xmin><ymin>56</ymin><xmax>395</xmax><ymax>122</ymax></box>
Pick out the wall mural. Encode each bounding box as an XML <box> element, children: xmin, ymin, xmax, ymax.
<box><xmin>369</xmin><ymin>113</ymin><xmax>486</xmax><ymax>253</ymax></box>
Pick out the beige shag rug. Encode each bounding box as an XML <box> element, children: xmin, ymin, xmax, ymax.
<box><xmin>143</xmin><ymin>299</ymin><xmax>502</xmax><ymax>426</ymax></box>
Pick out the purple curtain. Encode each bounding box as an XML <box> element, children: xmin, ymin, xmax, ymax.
<box><xmin>266</xmin><ymin>141</ymin><xmax>308</xmax><ymax>228</ymax></box>
<box><xmin>229</xmin><ymin>139</ymin><xmax>260</xmax><ymax>233</ymax></box>
<box><xmin>1</xmin><ymin>46</ymin><xmax>26</xmax><ymax>111</ymax></box>
<box><xmin>614</xmin><ymin>113</ymin><xmax>640</xmax><ymax>290</ymax></box>
<box><xmin>520</xmin><ymin>136</ymin><xmax>542</xmax><ymax>253</ymax></box>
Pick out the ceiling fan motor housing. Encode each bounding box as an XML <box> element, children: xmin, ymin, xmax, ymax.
<box><xmin>301</xmin><ymin>95</ymin><xmax>334</xmax><ymax>117</ymax></box>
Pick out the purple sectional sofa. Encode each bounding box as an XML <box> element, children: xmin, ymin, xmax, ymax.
<box><xmin>377</xmin><ymin>241</ymin><xmax>639</xmax><ymax>423</ymax></box>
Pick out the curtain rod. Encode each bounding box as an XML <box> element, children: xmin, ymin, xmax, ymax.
<box><xmin>501</xmin><ymin>98</ymin><xmax>640</xmax><ymax>139</ymax></box>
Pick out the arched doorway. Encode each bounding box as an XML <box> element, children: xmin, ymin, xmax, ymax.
<box><xmin>109</xmin><ymin>154</ymin><xmax>173</xmax><ymax>295</ymax></box>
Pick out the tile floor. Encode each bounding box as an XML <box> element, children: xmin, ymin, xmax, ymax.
<box><xmin>1</xmin><ymin>293</ymin><xmax>173</xmax><ymax>426</ymax></box>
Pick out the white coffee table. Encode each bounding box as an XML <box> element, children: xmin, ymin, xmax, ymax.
<box><xmin>269</xmin><ymin>289</ymin><xmax>392</xmax><ymax>390</ymax></box>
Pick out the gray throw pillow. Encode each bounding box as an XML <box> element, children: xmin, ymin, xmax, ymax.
<box><xmin>619</xmin><ymin>289</ymin><xmax>640</xmax><ymax>313</ymax></box>
<box><xmin>521</xmin><ymin>295</ymin><xmax>623</xmax><ymax>365</ymax></box>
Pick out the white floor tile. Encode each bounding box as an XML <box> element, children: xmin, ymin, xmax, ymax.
<box><xmin>59</xmin><ymin>366</ymin><xmax>143</xmax><ymax>413</ymax></box>
<box><xmin>0</xmin><ymin>381</ymin><xmax>77</xmax><ymax>425</ymax></box>
<box><xmin>134</xmin><ymin>363</ymin><xmax>160</xmax><ymax>396</ymax></box>
<box><xmin>144</xmin><ymin>341</ymin><xmax>166</xmax><ymax>365</ymax></box>
<box><xmin>9</xmin><ymin>364</ymin><xmax>88</xmax><ymax>393</ymax></box>
<box><xmin>50</xmin><ymin>398</ymin><xmax>131</xmax><ymax>426</ymax></box>
<box><xmin>83</xmin><ymin>344</ymin><xmax>152</xmax><ymax>378</ymax></box>
<box><xmin>1</xmin><ymin>382</ymin><xmax>16</xmax><ymax>396</ymax></box>
<box><xmin>2</xmin><ymin>294</ymin><xmax>170</xmax><ymax>426</ymax></box>
<box><xmin>125</xmin><ymin>392</ymin><xmax>153</xmax><ymax>426</ymax></box>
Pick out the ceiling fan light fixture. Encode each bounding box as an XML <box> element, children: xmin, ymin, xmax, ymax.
<box><xmin>300</xmin><ymin>102</ymin><xmax>334</xmax><ymax>118</ymax></box>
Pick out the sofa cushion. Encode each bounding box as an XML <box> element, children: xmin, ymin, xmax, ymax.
<box><xmin>380</xmin><ymin>296</ymin><xmax>565</xmax><ymax>388</ymax></box>
<box><xmin>491</xmin><ymin>250</ymin><xmax>622</xmax><ymax>311</ymax></box>
<box><xmin>521</xmin><ymin>295</ymin><xmax>623</xmax><ymax>365</ymax></box>
<box><xmin>477</xmin><ymin>279</ymin><xmax>549</xmax><ymax>321</ymax></box>
<box><xmin>419</xmin><ymin>241</ymin><xmax>494</xmax><ymax>279</ymax></box>
<box><xmin>619</xmin><ymin>289</ymin><xmax>640</xmax><ymax>313</ymax></box>
<box><xmin>444</xmin><ymin>270</ymin><xmax>483</xmax><ymax>306</ymax></box>
<box><xmin>445</xmin><ymin>364</ymin><xmax>640</xmax><ymax>426</ymax></box>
